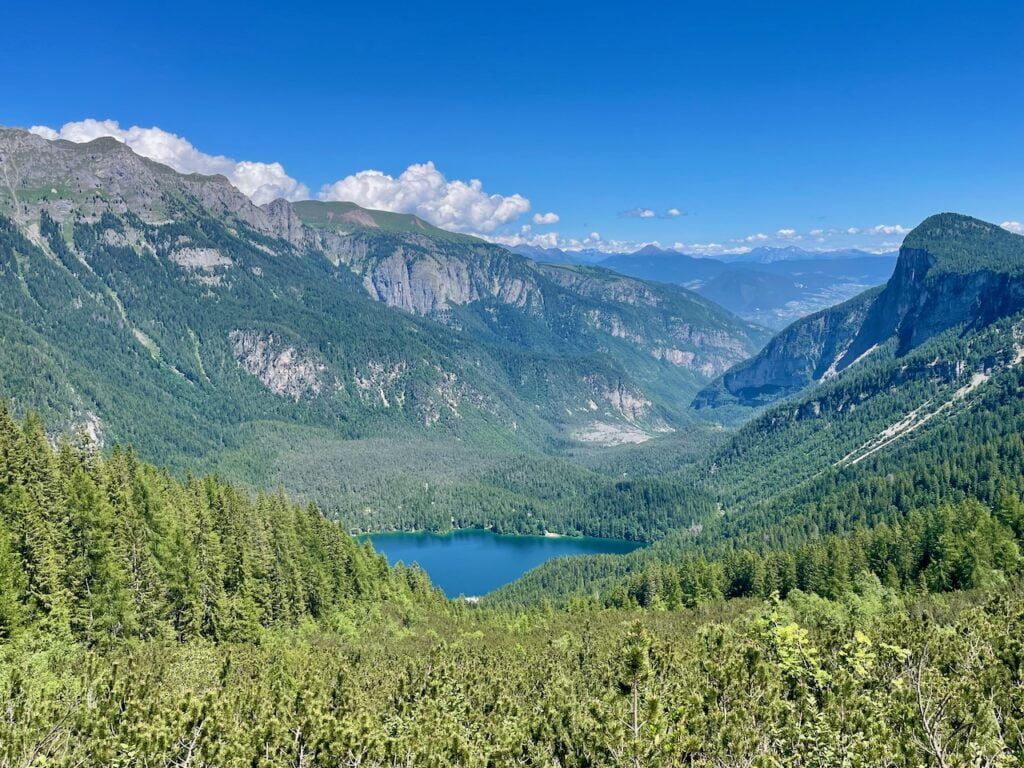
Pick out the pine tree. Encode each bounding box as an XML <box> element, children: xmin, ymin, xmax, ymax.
<box><xmin>0</xmin><ymin>515</ymin><xmax>26</xmax><ymax>638</ymax></box>
<box><xmin>64</xmin><ymin>463</ymin><xmax>136</xmax><ymax>642</ymax></box>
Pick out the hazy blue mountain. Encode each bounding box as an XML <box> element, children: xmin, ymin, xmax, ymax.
<box><xmin>494</xmin><ymin>214</ymin><xmax>1024</xmax><ymax>609</ymax></box>
<box><xmin>591</xmin><ymin>247</ymin><xmax>896</xmax><ymax>328</ymax></box>
<box><xmin>718</xmin><ymin>245</ymin><xmax>893</xmax><ymax>263</ymax></box>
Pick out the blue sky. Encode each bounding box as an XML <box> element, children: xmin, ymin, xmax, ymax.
<box><xmin>6</xmin><ymin>0</ymin><xmax>1023</xmax><ymax>253</ymax></box>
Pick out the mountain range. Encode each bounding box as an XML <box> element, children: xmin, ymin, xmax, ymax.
<box><xmin>3</xmin><ymin>126</ymin><xmax>1023</xmax><ymax>547</ymax></box>
<box><xmin>511</xmin><ymin>243</ymin><xmax>897</xmax><ymax>328</ymax></box>
<box><xmin>694</xmin><ymin>214</ymin><xmax>1024</xmax><ymax>413</ymax></box>
<box><xmin>0</xmin><ymin>127</ymin><xmax>769</xmax><ymax>526</ymax></box>
<box><xmin>494</xmin><ymin>211</ymin><xmax>1024</xmax><ymax>606</ymax></box>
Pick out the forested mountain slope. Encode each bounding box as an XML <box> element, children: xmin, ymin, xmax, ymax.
<box><xmin>493</xmin><ymin>326</ymin><xmax>1024</xmax><ymax>606</ymax></box>
<box><xmin>0</xmin><ymin>127</ymin><xmax>766</xmax><ymax>532</ymax></box>
<box><xmin>2</xmin><ymin>204</ymin><xmax>1023</xmax><ymax>763</ymax></box>
<box><xmin>0</xmin><ymin>401</ymin><xmax>440</xmax><ymax>644</ymax></box>
<box><xmin>492</xmin><ymin>215</ymin><xmax>1024</xmax><ymax>606</ymax></box>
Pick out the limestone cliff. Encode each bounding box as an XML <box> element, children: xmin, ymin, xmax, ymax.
<box><xmin>694</xmin><ymin>214</ymin><xmax>1024</xmax><ymax>411</ymax></box>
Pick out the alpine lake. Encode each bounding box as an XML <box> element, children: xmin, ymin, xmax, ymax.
<box><xmin>359</xmin><ymin>529</ymin><xmax>645</xmax><ymax>598</ymax></box>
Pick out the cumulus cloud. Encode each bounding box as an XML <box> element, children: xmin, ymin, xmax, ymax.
<box><xmin>621</xmin><ymin>207</ymin><xmax>685</xmax><ymax>220</ymax></box>
<box><xmin>318</xmin><ymin>162</ymin><xmax>530</xmax><ymax>234</ymax></box>
<box><xmin>489</xmin><ymin>225</ymin><xmax>561</xmax><ymax>250</ymax></box>
<box><xmin>676</xmin><ymin>242</ymin><xmax>751</xmax><ymax>257</ymax></box>
<box><xmin>29</xmin><ymin>120</ymin><xmax>537</xmax><ymax>235</ymax></box>
<box><xmin>1001</xmin><ymin>221</ymin><xmax>1024</xmax><ymax>234</ymax></box>
<box><xmin>28</xmin><ymin>125</ymin><xmax>59</xmax><ymax>140</ymax></box>
<box><xmin>500</xmin><ymin>215</ymin><xmax>919</xmax><ymax>258</ymax></box>
<box><xmin>489</xmin><ymin>226</ymin><xmax>653</xmax><ymax>254</ymax></box>
<box><xmin>29</xmin><ymin>119</ymin><xmax>309</xmax><ymax>205</ymax></box>
<box><xmin>487</xmin><ymin>227</ymin><xmax>754</xmax><ymax>258</ymax></box>
<box><xmin>868</xmin><ymin>224</ymin><xmax>910</xmax><ymax>236</ymax></box>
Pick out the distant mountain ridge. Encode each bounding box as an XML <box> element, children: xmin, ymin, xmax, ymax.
<box><xmin>694</xmin><ymin>213</ymin><xmax>1024</xmax><ymax>411</ymax></box>
<box><xmin>510</xmin><ymin>243</ymin><xmax>897</xmax><ymax>329</ymax></box>
<box><xmin>720</xmin><ymin>245</ymin><xmax>894</xmax><ymax>264</ymax></box>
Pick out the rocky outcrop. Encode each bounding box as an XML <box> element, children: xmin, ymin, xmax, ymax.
<box><xmin>351</xmin><ymin>242</ymin><xmax>544</xmax><ymax>315</ymax></box>
<box><xmin>693</xmin><ymin>288</ymin><xmax>880</xmax><ymax>408</ymax></box>
<box><xmin>599</xmin><ymin>382</ymin><xmax>650</xmax><ymax>421</ymax></box>
<box><xmin>841</xmin><ymin>245</ymin><xmax>1024</xmax><ymax>365</ymax></box>
<box><xmin>1</xmin><ymin>127</ymin><xmax>769</xmax><ymax>447</ymax></box>
<box><xmin>230</xmin><ymin>330</ymin><xmax>331</xmax><ymax>401</ymax></box>
<box><xmin>0</xmin><ymin>128</ymin><xmax>293</xmax><ymax>241</ymax></box>
<box><xmin>170</xmin><ymin>247</ymin><xmax>232</xmax><ymax>270</ymax></box>
<box><xmin>534</xmin><ymin>264</ymin><xmax>660</xmax><ymax>307</ymax></box>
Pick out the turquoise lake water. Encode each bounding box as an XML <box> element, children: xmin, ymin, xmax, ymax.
<box><xmin>360</xmin><ymin>529</ymin><xmax>644</xmax><ymax>597</ymax></box>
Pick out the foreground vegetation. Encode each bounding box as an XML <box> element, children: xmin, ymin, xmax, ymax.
<box><xmin>2</xmin><ymin>404</ymin><xmax>1024</xmax><ymax>766</ymax></box>
<box><xmin>4</xmin><ymin>133</ymin><xmax>1024</xmax><ymax>765</ymax></box>
<box><xmin>4</xmin><ymin>585</ymin><xmax>1024</xmax><ymax>766</ymax></box>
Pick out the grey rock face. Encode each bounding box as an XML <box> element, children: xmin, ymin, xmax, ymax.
<box><xmin>0</xmin><ymin>128</ymin><xmax>284</xmax><ymax>237</ymax></box>
<box><xmin>229</xmin><ymin>330</ymin><xmax>331</xmax><ymax>401</ymax></box>
<box><xmin>352</xmin><ymin>242</ymin><xmax>544</xmax><ymax>316</ymax></box>
<box><xmin>694</xmin><ymin>288</ymin><xmax>880</xmax><ymax>407</ymax></box>
<box><xmin>1</xmin><ymin>126</ymin><xmax>770</xmax><ymax>444</ymax></box>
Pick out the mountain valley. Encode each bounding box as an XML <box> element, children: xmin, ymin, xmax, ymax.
<box><xmin>4</xmin><ymin>129</ymin><xmax>1024</xmax><ymax>768</ymax></box>
<box><xmin>515</xmin><ymin>243</ymin><xmax>897</xmax><ymax>328</ymax></box>
<box><xmin>0</xmin><ymin>127</ymin><xmax>770</xmax><ymax>533</ymax></box>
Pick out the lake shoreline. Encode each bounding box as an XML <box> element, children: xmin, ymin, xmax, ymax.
<box><xmin>359</xmin><ymin>528</ymin><xmax>646</xmax><ymax>597</ymax></box>
<box><xmin>353</xmin><ymin>525</ymin><xmax>602</xmax><ymax>541</ymax></box>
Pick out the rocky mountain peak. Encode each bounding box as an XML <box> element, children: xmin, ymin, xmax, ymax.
<box><xmin>694</xmin><ymin>213</ymin><xmax>1024</xmax><ymax>411</ymax></box>
<box><xmin>0</xmin><ymin>126</ymin><xmax>275</xmax><ymax>234</ymax></box>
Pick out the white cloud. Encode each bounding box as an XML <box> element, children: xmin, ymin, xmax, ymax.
<box><xmin>30</xmin><ymin>119</ymin><xmax>309</xmax><ymax>205</ymax></box>
<box><xmin>489</xmin><ymin>227</ymin><xmax>653</xmax><ymax>254</ymax></box>
<box><xmin>19</xmin><ymin>119</ymin><xmax>934</xmax><ymax>252</ymax></box>
<box><xmin>500</xmin><ymin>216</ymin><xmax>919</xmax><ymax>257</ymax></box>
<box><xmin>678</xmin><ymin>242</ymin><xmax>751</xmax><ymax>257</ymax></box>
<box><xmin>488</xmin><ymin>228</ymin><xmax>755</xmax><ymax>258</ymax></box>
<box><xmin>499</xmin><ymin>216</ymin><xmax>919</xmax><ymax>257</ymax></box>
<box><xmin>28</xmin><ymin>125</ymin><xmax>59</xmax><ymax>140</ymax></box>
<box><xmin>621</xmin><ymin>207</ymin><xmax>657</xmax><ymax>219</ymax></box>
<box><xmin>1001</xmin><ymin>221</ymin><xmax>1024</xmax><ymax>234</ymax></box>
<box><xmin>489</xmin><ymin>225</ymin><xmax>562</xmax><ymax>250</ymax></box>
<box><xmin>868</xmin><ymin>224</ymin><xmax>910</xmax><ymax>236</ymax></box>
<box><xmin>318</xmin><ymin>161</ymin><xmax>530</xmax><ymax>234</ymax></box>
